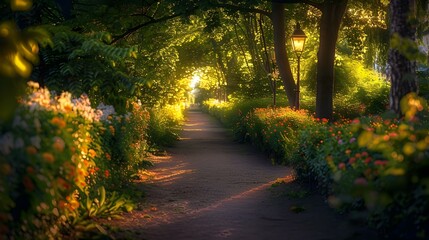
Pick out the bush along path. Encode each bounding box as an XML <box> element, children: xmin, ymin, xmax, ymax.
<box><xmin>106</xmin><ymin>107</ymin><xmax>375</xmax><ymax>240</ymax></box>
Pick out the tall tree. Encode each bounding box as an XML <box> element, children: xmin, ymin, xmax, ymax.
<box><xmin>271</xmin><ymin>0</ymin><xmax>347</xmax><ymax>119</ymax></box>
<box><xmin>388</xmin><ymin>0</ymin><xmax>418</xmax><ymax>114</ymax></box>
<box><xmin>272</xmin><ymin>2</ymin><xmax>296</xmax><ymax>107</ymax></box>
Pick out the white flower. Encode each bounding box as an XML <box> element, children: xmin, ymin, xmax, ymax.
<box><xmin>12</xmin><ymin>115</ymin><xmax>28</xmax><ymax>129</ymax></box>
<box><xmin>97</xmin><ymin>103</ymin><xmax>116</xmax><ymax>121</ymax></box>
<box><xmin>30</xmin><ymin>136</ymin><xmax>41</xmax><ymax>149</ymax></box>
<box><xmin>14</xmin><ymin>138</ymin><xmax>24</xmax><ymax>149</ymax></box>
<box><xmin>34</xmin><ymin>118</ymin><xmax>41</xmax><ymax>132</ymax></box>
<box><xmin>0</xmin><ymin>132</ymin><xmax>14</xmax><ymax>155</ymax></box>
<box><xmin>27</xmin><ymin>81</ymin><xmax>40</xmax><ymax>89</ymax></box>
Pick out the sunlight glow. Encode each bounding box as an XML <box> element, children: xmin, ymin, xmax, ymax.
<box><xmin>190</xmin><ymin>74</ymin><xmax>201</xmax><ymax>89</ymax></box>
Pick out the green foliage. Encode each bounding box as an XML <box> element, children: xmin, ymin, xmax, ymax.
<box><xmin>38</xmin><ymin>26</ymin><xmax>138</xmax><ymax>113</ymax></box>
<box><xmin>303</xmin><ymin>55</ymin><xmax>390</xmax><ymax>119</ymax></box>
<box><xmin>148</xmin><ymin>105</ymin><xmax>184</xmax><ymax>149</ymax></box>
<box><xmin>390</xmin><ymin>33</ymin><xmax>428</xmax><ymax>65</ymax></box>
<box><xmin>243</xmin><ymin>107</ymin><xmax>316</xmax><ymax>164</ymax></box>
<box><xmin>417</xmin><ymin>69</ymin><xmax>429</xmax><ymax>100</ymax></box>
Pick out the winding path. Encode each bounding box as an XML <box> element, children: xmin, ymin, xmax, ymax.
<box><xmin>110</xmin><ymin>108</ymin><xmax>375</xmax><ymax>240</ymax></box>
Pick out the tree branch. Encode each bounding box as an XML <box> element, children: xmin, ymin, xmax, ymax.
<box><xmin>270</xmin><ymin>0</ymin><xmax>323</xmax><ymax>9</ymax></box>
<box><xmin>111</xmin><ymin>7</ymin><xmax>197</xmax><ymax>44</ymax></box>
<box><xmin>212</xmin><ymin>3</ymin><xmax>272</xmax><ymax>18</ymax></box>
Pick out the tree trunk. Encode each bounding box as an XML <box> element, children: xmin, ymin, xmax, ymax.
<box><xmin>210</xmin><ymin>38</ymin><xmax>228</xmax><ymax>101</ymax></box>
<box><xmin>271</xmin><ymin>2</ymin><xmax>296</xmax><ymax>107</ymax></box>
<box><xmin>315</xmin><ymin>0</ymin><xmax>348</xmax><ymax>120</ymax></box>
<box><xmin>388</xmin><ymin>0</ymin><xmax>418</xmax><ymax>114</ymax></box>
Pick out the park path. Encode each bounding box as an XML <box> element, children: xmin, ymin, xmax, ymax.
<box><xmin>109</xmin><ymin>108</ymin><xmax>375</xmax><ymax>240</ymax></box>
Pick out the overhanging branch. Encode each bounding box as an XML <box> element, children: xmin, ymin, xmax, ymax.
<box><xmin>111</xmin><ymin>7</ymin><xmax>197</xmax><ymax>44</ymax></box>
<box><xmin>270</xmin><ymin>0</ymin><xmax>323</xmax><ymax>9</ymax></box>
<box><xmin>212</xmin><ymin>3</ymin><xmax>271</xmax><ymax>18</ymax></box>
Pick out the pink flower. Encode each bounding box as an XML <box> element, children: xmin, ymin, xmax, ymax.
<box><xmin>364</xmin><ymin>157</ymin><xmax>372</xmax><ymax>164</ymax></box>
<box><xmin>354</xmin><ymin>178</ymin><xmax>368</xmax><ymax>186</ymax></box>
<box><xmin>374</xmin><ymin>160</ymin><xmax>388</xmax><ymax>166</ymax></box>
<box><xmin>349</xmin><ymin>137</ymin><xmax>356</xmax><ymax>143</ymax></box>
<box><xmin>338</xmin><ymin>162</ymin><xmax>346</xmax><ymax>170</ymax></box>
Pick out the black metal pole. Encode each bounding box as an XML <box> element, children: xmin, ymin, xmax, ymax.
<box><xmin>273</xmin><ymin>78</ymin><xmax>276</xmax><ymax>107</ymax></box>
<box><xmin>296</xmin><ymin>55</ymin><xmax>301</xmax><ymax>110</ymax></box>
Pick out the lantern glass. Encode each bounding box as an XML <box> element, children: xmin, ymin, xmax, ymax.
<box><xmin>291</xmin><ymin>37</ymin><xmax>306</xmax><ymax>53</ymax></box>
<box><xmin>290</xmin><ymin>23</ymin><xmax>307</xmax><ymax>57</ymax></box>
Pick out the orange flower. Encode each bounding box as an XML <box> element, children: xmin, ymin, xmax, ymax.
<box><xmin>58</xmin><ymin>200</ymin><xmax>67</xmax><ymax>209</ymax></box>
<box><xmin>64</xmin><ymin>105</ymin><xmax>72</xmax><ymax>112</ymax></box>
<box><xmin>68</xmin><ymin>199</ymin><xmax>79</xmax><ymax>210</ymax></box>
<box><xmin>0</xmin><ymin>164</ymin><xmax>12</xmax><ymax>175</ymax></box>
<box><xmin>23</xmin><ymin>176</ymin><xmax>34</xmax><ymax>192</ymax></box>
<box><xmin>88</xmin><ymin>168</ymin><xmax>96</xmax><ymax>175</ymax></box>
<box><xmin>109</xmin><ymin>125</ymin><xmax>115</xmax><ymax>135</ymax></box>
<box><xmin>88</xmin><ymin>149</ymin><xmax>96</xmax><ymax>158</ymax></box>
<box><xmin>57</xmin><ymin>177</ymin><xmax>70</xmax><ymax>190</ymax></box>
<box><xmin>105</xmin><ymin>153</ymin><xmax>111</xmax><ymax>160</ymax></box>
<box><xmin>52</xmin><ymin>137</ymin><xmax>65</xmax><ymax>152</ymax></box>
<box><xmin>338</xmin><ymin>162</ymin><xmax>346</xmax><ymax>170</ymax></box>
<box><xmin>42</xmin><ymin>152</ymin><xmax>55</xmax><ymax>163</ymax></box>
<box><xmin>51</xmin><ymin>117</ymin><xmax>66</xmax><ymax>128</ymax></box>
<box><xmin>26</xmin><ymin>166</ymin><xmax>35</xmax><ymax>175</ymax></box>
<box><xmin>26</xmin><ymin>146</ymin><xmax>38</xmax><ymax>155</ymax></box>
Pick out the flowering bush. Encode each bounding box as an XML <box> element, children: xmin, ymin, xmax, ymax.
<box><xmin>292</xmin><ymin>93</ymin><xmax>429</xmax><ymax>239</ymax></box>
<box><xmin>0</xmin><ymin>83</ymin><xmax>144</xmax><ymax>238</ymax></box>
<box><xmin>205</xmin><ymin>93</ymin><xmax>429</xmax><ymax>238</ymax></box>
<box><xmin>99</xmin><ymin>101</ymin><xmax>150</xmax><ymax>191</ymax></box>
<box><xmin>329</xmin><ymin>93</ymin><xmax>429</xmax><ymax>239</ymax></box>
<box><xmin>0</xmin><ymin>84</ymin><xmax>100</xmax><ymax>238</ymax></box>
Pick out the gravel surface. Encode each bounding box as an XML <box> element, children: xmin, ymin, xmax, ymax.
<box><xmin>108</xmin><ymin>109</ymin><xmax>376</xmax><ymax>240</ymax></box>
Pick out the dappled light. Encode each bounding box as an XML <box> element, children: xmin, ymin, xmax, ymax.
<box><xmin>189</xmin><ymin>175</ymin><xmax>296</xmax><ymax>216</ymax></box>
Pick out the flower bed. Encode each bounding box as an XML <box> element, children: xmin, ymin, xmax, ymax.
<box><xmin>204</xmin><ymin>94</ymin><xmax>429</xmax><ymax>238</ymax></box>
<box><xmin>0</xmin><ymin>83</ymin><xmax>183</xmax><ymax>238</ymax></box>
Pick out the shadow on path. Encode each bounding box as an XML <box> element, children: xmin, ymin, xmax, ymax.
<box><xmin>110</xmin><ymin>109</ymin><xmax>375</xmax><ymax>240</ymax></box>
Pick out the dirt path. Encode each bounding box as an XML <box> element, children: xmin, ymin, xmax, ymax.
<box><xmin>109</xmin><ymin>109</ymin><xmax>375</xmax><ymax>240</ymax></box>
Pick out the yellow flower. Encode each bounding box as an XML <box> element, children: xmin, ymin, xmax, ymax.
<box><xmin>0</xmin><ymin>163</ymin><xmax>12</xmax><ymax>175</ymax></box>
<box><xmin>109</xmin><ymin>125</ymin><xmax>115</xmax><ymax>135</ymax></box>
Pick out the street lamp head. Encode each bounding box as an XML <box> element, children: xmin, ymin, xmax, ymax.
<box><xmin>291</xmin><ymin>23</ymin><xmax>307</xmax><ymax>57</ymax></box>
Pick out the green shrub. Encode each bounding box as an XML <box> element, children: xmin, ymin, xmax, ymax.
<box><xmin>147</xmin><ymin>105</ymin><xmax>184</xmax><ymax>149</ymax></box>
<box><xmin>302</xmin><ymin>56</ymin><xmax>390</xmax><ymax>119</ymax></box>
<box><xmin>244</xmin><ymin>107</ymin><xmax>316</xmax><ymax>164</ymax></box>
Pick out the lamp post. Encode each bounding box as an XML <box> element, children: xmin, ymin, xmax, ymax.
<box><xmin>291</xmin><ymin>23</ymin><xmax>307</xmax><ymax>110</ymax></box>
